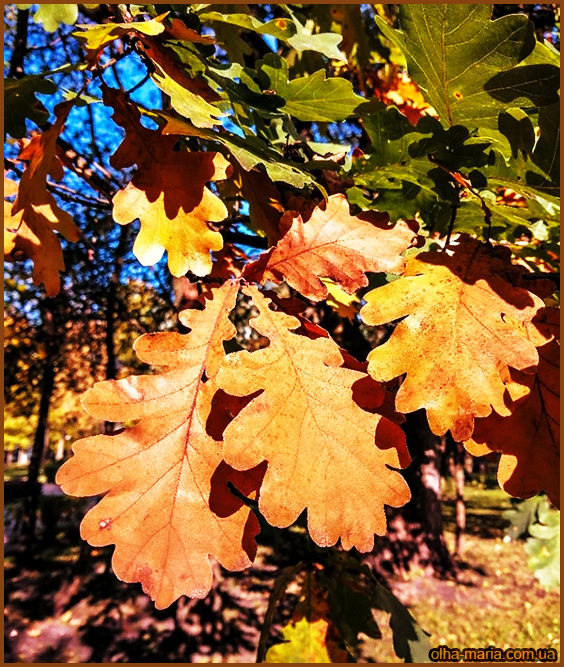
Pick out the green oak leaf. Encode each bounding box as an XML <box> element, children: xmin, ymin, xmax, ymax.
<box><xmin>327</xmin><ymin>579</ymin><xmax>382</xmax><ymax>658</ymax></box>
<box><xmin>351</xmin><ymin>106</ymin><xmax>490</xmax><ymax>220</ymax></box>
<box><xmin>524</xmin><ymin>498</ymin><xmax>560</xmax><ymax>591</ymax></box>
<box><xmin>159</xmin><ymin>113</ymin><xmax>315</xmax><ymax>189</ymax></box>
<box><xmin>151</xmin><ymin>68</ymin><xmax>224</xmax><ymax>129</ymax></box>
<box><xmin>198</xmin><ymin>11</ymin><xmax>297</xmax><ymax>40</ymax></box>
<box><xmin>258</xmin><ymin>54</ymin><xmax>364</xmax><ymax>122</ymax></box>
<box><xmin>33</xmin><ymin>4</ymin><xmax>79</xmax><ymax>32</ymax></box>
<box><xmin>4</xmin><ymin>76</ymin><xmax>57</xmax><ymax>138</ymax></box>
<box><xmin>72</xmin><ymin>15</ymin><xmax>166</xmax><ymax>53</ymax></box>
<box><xmin>375</xmin><ymin>5</ymin><xmax>558</xmax><ymax>130</ymax></box>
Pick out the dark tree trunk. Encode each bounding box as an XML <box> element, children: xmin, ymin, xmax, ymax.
<box><xmin>8</xmin><ymin>7</ymin><xmax>29</xmax><ymax>78</ymax></box>
<box><xmin>104</xmin><ymin>224</ymin><xmax>129</xmax><ymax>433</ymax></box>
<box><xmin>365</xmin><ymin>410</ymin><xmax>456</xmax><ymax>578</ymax></box>
<box><xmin>21</xmin><ymin>299</ymin><xmax>58</xmax><ymax>560</ymax></box>
<box><xmin>447</xmin><ymin>436</ymin><xmax>467</xmax><ymax>558</ymax></box>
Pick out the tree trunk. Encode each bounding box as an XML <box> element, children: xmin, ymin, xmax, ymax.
<box><xmin>365</xmin><ymin>410</ymin><xmax>456</xmax><ymax>578</ymax></box>
<box><xmin>21</xmin><ymin>300</ymin><xmax>58</xmax><ymax>559</ymax></box>
<box><xmin>104</xmin><ymin>224</ymin><xmax>129</xmax><ymax>433</ymax></box>
<box><xmin>8</xmin><ymin>7</ymin><xmax>29</xmax><ymax>78</ymax></box>
<box><xmin>447</xmin><ymin>436</ymin><xmax>467</xmax><ymax>558</ymax></box>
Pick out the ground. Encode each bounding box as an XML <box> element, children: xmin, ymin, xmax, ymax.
<box><xmin>4</xmin><ymin>481</ymin><xmax>560</xmax><ymax>663</ymax></box>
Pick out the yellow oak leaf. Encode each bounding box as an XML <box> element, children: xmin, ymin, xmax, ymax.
<box><xmin>360</xmin><ymin>234</ymin><xmax>551</xmax><ymax>441</ymax></box>
<box><xmin>7</xmin><ymin>102</ymin><xmax>79</xmax><ymax>296</ymax></box>
<box><xmin>105</xmin><ymin>86</ymin><xmax>231</xmax><ymax>277</ymax></box>
<box><xmin>216</xmin><ymin>285</ymin><xmax>411</xmax><ymax>552</ymax></box>
<box><xmin>56</xmin><ymin>282</ymin><xmax>266</xmax><ymax>608</ymax></box>
<box><xmin>465</xmin><ymin>308</ymin><xmax>559</xmax><ymax>507</ymax></box>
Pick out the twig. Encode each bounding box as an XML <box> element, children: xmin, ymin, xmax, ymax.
<box><xmin>222</xmin><ymin>230</ymin><xmax>269</xmax><ymax>249</ymax></box>
<box><xmin>256</xmin><ymin>563</ymin><xmax>304</xmax><ymax>663</ymax></box>
<box><xmin>45</xmin><ymin>180</ymin><xmax>112</xmax><ymax>208</ymax></box>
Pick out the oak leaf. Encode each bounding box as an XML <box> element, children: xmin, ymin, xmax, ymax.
<box><xmin>105</xmin><ymin>87</ymin><xmax>231</xmax><ymax>277</ymax></box>
<box><xmin>56</xmin><ymin>282</ymin><xmax>266</xmax><ymax>609</ymax></box>
<box><xmin>73</xmin><ymin>13</ymin><xmax>168</xmax><ymax>65</ymax></box>
<box><xmin>244</xmin><ymin>193</ymin><xmax>419</xmax><ymax>301</ymax></box>
<box><xmin>7</xmin><ymin>102</ymin><xmax>79</xmax><ymax>296</ymax></box>
<box><xmin>216</xmin><ymin>285</ymin><xmax>411</xmax><ymax>552</ymax></box>
<box><xmin>465</xmin><ymin>308</ymin><xmax>559</xmax><ymax>507</ymax></box>
<box><xmin>360</xmin><ymin>235</ymin><xmax>551</xmax><ymax>441</ymax></box>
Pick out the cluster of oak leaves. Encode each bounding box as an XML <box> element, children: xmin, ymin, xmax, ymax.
<box><xmin>4</xmin><ymin>85</ymin><xmax>559</xmax><ymax>611</ymax></box>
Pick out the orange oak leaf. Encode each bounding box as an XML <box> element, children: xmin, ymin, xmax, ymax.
<box><xmin>243</xmin><ymin>193</ymin><xmax>419</xmax><ymax>301</ymax></box>
<box><xmin>104</xmin><ymin>86</ymin><xmax>231</xmax><ymax>277</ymax></box>
<box><xmin>7</xmin><ymin>102</ymin><xmax>79</xmax><ymax>296</ymax></box>
<box><xmin>56</xmin><ymin>282</ymin><xmax>267</xmax><ymax>609</ymax></box>
<box><xmin>465</xmin><ymin>308</ymin><xmax>560</xmax><ymax>507</ymax></box>
<box><xmin>360</xmin><ymin>235</ymin><xmax>551</xmax><ymax>442</ymax></box>
<box><xmin>216</xmin><ymin>285</ymin><xmax>411</xmax><ymax>552</ymax></box>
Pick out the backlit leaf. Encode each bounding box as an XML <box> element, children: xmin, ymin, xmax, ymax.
<box><xmin>56</xmin><ymin>282</ymin><xmax>266</xmax><ymax>609</ymax></box>
<box><xmin>465</xmin><ymin>308</ymin><xmax>559</xmax><ymax>507</ymax></box>
<box><xmin>258</xmin><ymin>54</ymin><xmax>364</xmax><ymax>122</ymax></box>
<box><xmin>104</xmin><ymin>87</ymin><xmax>230</xmax><ymax>277</ymax></box>
<box><xmin>7</xmin><ymin>102</ymin><xmax>79</xmax><ymax>296</ymax></box>
<box><xmin>375</xmin><ymin>5</ymin><xmax>556</xmax><ymax>129</ymax></box>
<box><xmin>360</xmin><ymin>234</ymin><xmax>550</xmax><ymax>441</ymax></box>
<box><xmin>244</xmin><ymin>193</ymin><xmax>419</xmax><ymax>301</ymax></box>
<box><xmin>524</xmin><ymin>498</ymin><xmax>560</xmax><ymax>591</ymax></box>
<box><xmin>266</xmin><ymin>572</ymin><xmax>349</xmax><ymax>663</ymax></box>
<box><xmin>216</xmin><ymin>285</ymin><xmax>411</xmax><ymax>552</ymax></box>
<box><xmin>73</xmin><ymin>14</ymin><xmax>167</xmax><ymax>64</ymax></box>
<box><xmin>33</xmin><ymin>4</ymin><xmax>78</xmax><ymax>32</ymax></box>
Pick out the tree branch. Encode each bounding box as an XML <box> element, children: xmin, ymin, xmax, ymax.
<box><xmin>9</xmin><ymin>7</ymin><xmax>29</xmax><ymax>78</ymax></box>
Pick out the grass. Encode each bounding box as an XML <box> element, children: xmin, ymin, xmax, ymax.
<box><xmin>4</xmin><ymin>482</ymin><xmax>560</xmax><ymax>663</ymax></box>
<box><xmin>363</xmin><ymin>486</ymin><xmax>560</xmax><ymax>663</ymax></box>
<box><xmin>4</xmin><ymin>464</ymin><xmax>29</xmax><ymax>482</ymax></box>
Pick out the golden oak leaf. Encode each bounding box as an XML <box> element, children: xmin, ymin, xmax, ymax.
<box><xmin>7</xmin><ymin>102</ymin><xmax>79</xmax><ymax>296</ymax></box>
<box><xmin>360</xmin><ymin>235</ymin><xmax>551</xmax><ymax>442</ymax></box>
<box><xmin>465</xmin><ymin>308</ymin><xmax>559</xmax><ymax>507</ymax></box>
<box><xmin>216</xmin><ymin>285</ymin><xmax>411</xmax><ymax>552</ymax></box>
<box><xmin>56</xmin><ymin>282</ymin><xmax>266</xmax><ymax>609</ymax></box>
<box><xmin>243</xmin><ymin>193</ymin><xmax>419</xmax><ymax>301</ymax></box>
<box><xmin>321</xmin><ymin>277</ymin><xmax>361</xmax><ymax>320</ymax></box>
<box><xmin>73</xmin><ymin>13</ymin><xmax>168</xmax><ymax>66</ymax></box>
<box><xmin>266</xmin><ymin>573</ymin><xmax>348</xmax><ymax>663</ymax></box>
<box><xmin>104</xmin><ymin>87</ymin><xmax>231</xmax><ymax>277</ymax></box>
<box><xmin>139</xmin><ymin>35</ymin><xmax>221</xmax><ymax>103</ymax></box>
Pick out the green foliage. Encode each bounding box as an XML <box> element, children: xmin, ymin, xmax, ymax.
<box><xmin>257</xmin><ymin>54</ymin><xmax>363</xmax><ymax>121</ymax></box>
<box><xmin>505</xmin><ymin>497</ymin><xmax>560</xmax><ymax>591</ymax></box>
<box><xmin>30</xmin><ymin>3</ymin><xmax>79</xmax><ymax>33</ymax></box>
<box><xmin>525</xmin><ymin>499</ymin><xmax>560</xmax><ymax>591</ymax></box>
<box><xmin>375</xmin><ymin>5</ymin><xmax>557</xmax><ymax>129</ymax></box>
<box><xmin>4</xmin><ymin>76</ymin><xmax>57</xmax><ymax>138</ymax></box>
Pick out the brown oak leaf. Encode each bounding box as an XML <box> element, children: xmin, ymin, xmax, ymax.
<box><xmin>216</xmin><ymin>285</ymin><xmax>411</xmax><ymax>552</ymax></box>
<box><xmin>105</xmin><ymin>86</ymin><xmax>231</xmax><ymax>277</ymax></box>
<box><xmin>465</xmin><ymin>308</ymin><xmax>559</xmax><ymax>507</ymax></box>
<box><xmin>243</xmin><ymin>193</ymin><xmax>419</xmax><ymax>301</ymax></box>
<box><xmin>56</xmin><ymin>282</ymin><xmax>266</xmax><ymax>609</ymax></box>
<box><xmin>6</xmin><ymin>102</ymin><xmax>79</xmax><ymax>296</ymax></box>
<box><xmin>360</xmin><ymin>235</ymin><xmax>551</xmax><ymax>442</ymax></box>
